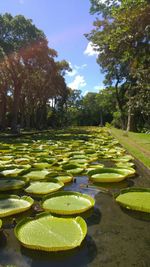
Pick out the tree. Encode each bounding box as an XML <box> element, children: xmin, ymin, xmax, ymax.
<box><xmin>0</xmin><ymin>13</ymin><xmax>70</xmax><ymax>132</ymax></box>
<box><xmin>0</xmin><ymin>14</ymin><xmax>45</xmax><ymax>132</ymax></box>
<box><xmin>86</xmin><ymin>0</ymin><xmax>150</xmax><ymax>131</ymax></box>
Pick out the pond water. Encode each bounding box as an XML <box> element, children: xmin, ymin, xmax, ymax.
<box><xmin>0</xmin><ymin>131</ymin><xmax>150</xmax><ymax>267</ymax></box>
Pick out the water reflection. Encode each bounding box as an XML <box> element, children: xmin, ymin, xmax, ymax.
<box><xmin>120</xmin><ymin>207</ymin><xmax>150</xmax><ymax>222</ymax></box>
<box><xmin>21</xmin><ymin>235</ymin><xmax>97</xmax><ymax>267</ymax></box>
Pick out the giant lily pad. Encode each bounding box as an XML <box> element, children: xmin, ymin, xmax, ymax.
<box><xmin>0</xmin><ymin>178</ymin><xmax>27</xmax><ymax>191</ymax></box>
<box><xmin>62</xmin><ymin>164</ymin><xmax>84</xmax><ymax>175</ymax></box>
<box><xmin>53</xmin><ymin>175</ymin><xmax>73</xmax><ymax>184</ymax></box>
<box><xmin>89</xmin><ymin>168</ymin><xmax>129</xmax><ymax>183</ymax></box>
<box><xmin>15</xmin><ymin>213</ymin><xmax>87</xmax><ymax>251</ymax></box>
<box><xmin>113</xmin><ymin>155</ymin><xmax>134</xmax><ymax>162</ymax></box>
<box><xmin>115</xmin><ymin>162</ymin><xmax>135</xmax><ymax>168</ymax></box>
<box><xmin>23</xmin><ymin>170</ymin><xmax>50</xmax><ymax>181</ymax></box>
<box><xmin>115</xmin><ymin>188</ymin><xmax>150</xmax><ymax>213</ymax></box>
<box><xmin>32</xmin><ymin>163</ymin><xmax>52</xmax><ymax>169</ymax></box>
<box><xmin>25</xmin><ymin>181</ymin><xmax>64</xmax><ymax>195</ymax></box>
<box><xmin>113</xmin><ymin>167</ymin><xmax>136</xmax><ymax>177</ymax></box>
<box><xmin>0</xmin><ymin>168</ymin><xmax>26</xmax><ymax>177</ymax></box>
<box><xmin>42</xmin><ymin>191</ymin><xmax>95</xmax><ymax>215</ymax></box>
<box><xmin>14</xmin><ymin>158</ymin><xmax>30</xmax><ymax>165</ymax></box>
<box><xmin>0</xmin><ymin>195</ymin><xmax>33</xmax><ymax>217</ymax></box>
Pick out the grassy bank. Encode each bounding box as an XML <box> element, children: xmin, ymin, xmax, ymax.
<box><xmin>110</xmin><ymin>128</ymin><xmax>150</xmax><ymax>169</ymax></box>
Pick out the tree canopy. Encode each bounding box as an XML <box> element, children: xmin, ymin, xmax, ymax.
<box><xmin>86</xmin><ymin>0</ymin><xmax>150</xmax><ymax>131</ymax></box>
<box><xmin>0</xmin><ymin>13</ymin><xmax>70</xmax><ymax>132</ymax></box>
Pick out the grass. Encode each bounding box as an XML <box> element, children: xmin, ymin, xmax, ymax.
<box><xmin>110</xmin><ymin>128</ymin><xmax>150</xmax><ymax>169</ymax></box>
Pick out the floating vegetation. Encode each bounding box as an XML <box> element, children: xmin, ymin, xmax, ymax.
<box><xmin>42</xmin><ymin>191</ymin><xmax>95</xmax><ymax>215</ymax></box>
<box><xmin>15</xmin><ymin>213</ymin><xmax>87</xmax><ymax>251</ymax></box>
<box><xmin>0</xmin><ymin>126</ymin><xmax>139</xmax><ymax>253</ymax></box>
<box><xmin>0</xmin><ymin>195</ymin><xmax>34</xmax><ymax>217</ymax></box>
<box><xmin>115</xmin><ymin>188</ymin><xmax>150</xmax><ymax>213</ymax></box>
<box><xmin>25</xmin><ymin>180</ymin><xmax>64</xmax><ymax>195</ymax></box>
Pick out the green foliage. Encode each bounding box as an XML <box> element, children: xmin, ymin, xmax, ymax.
<box><xmin>87</xmin><ymin>0</ymin><xmax>150</xmax><ymax>132</ymax></box>
<box><xmin>0</xmin><ymin>13</ymin><xmax>70</xmax><ymax>132</ymax></box>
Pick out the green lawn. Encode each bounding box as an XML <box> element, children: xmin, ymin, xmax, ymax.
<box><xmin>110</xmin><ymin>128</ymin><xmax>150</xmax><ymax>169</ymax></box>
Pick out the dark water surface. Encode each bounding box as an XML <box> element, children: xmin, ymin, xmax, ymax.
<box><xmin>0</xmin><ymin>164</ymin><xmax>150</xmax><ymax>267</ymax></box>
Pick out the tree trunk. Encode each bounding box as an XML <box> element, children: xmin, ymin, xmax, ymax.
<box><xmin>25</xmin><ymin>113</ymin><xmax>30</xmax><ymax>129</ymax></box>
<box><xmin>99</xmin><ymin>110</ymin><xmax>103</xmax><ymax>126</ymax></box>
<box><xmin>126</xmin><ymin>97</ymin><xmax>137</xmax><ymax>132</ymax></box>
<box><xmin>115</xmin><ymin>80</ymin><xmax>126</xmax><ymax>130</ymax></box>
<box><xmin>11</xmin><ymin>85</ymin><xmax>21</xmax><ymax>133</ymax></box>
<box><xmin>0</xmin><ymin>90</ymin><xmax>7</xmax><ymax>130</ymax></box>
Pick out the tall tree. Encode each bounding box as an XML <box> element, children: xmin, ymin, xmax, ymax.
<box><xmin>0</xmin><ymin>13</ymin><xmax>45</xmax><ymax>132</ymax></box>
<box><xmin>86</xmin><ymin>0</ymin><xmax>150</xmax><ymax>131</ymax></box>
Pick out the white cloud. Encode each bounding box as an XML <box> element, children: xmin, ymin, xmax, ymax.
<box><xmin>94</xmin><ymin>85</ymin><xmax>101</xmax><ymax>91</ymax></box>
<box><xmin>94</xmin><ymin>84</ymin><xmax>104</xmax><ymax>91</ymax></box>
<box><xmin>82</xmin><ymin>84</ymin><xmax>103</xmax><ymax>96</ymax></box>
<box><xmin>84</xmin><ymin>42</ymin><xmax>99</xmax><ymax>57</ymax></box>
<box><xmin>68</xmin><ymin>75</ymin><xmax>86</xmax><ymax>90</ymax></box>
<box><xmin>66</xmin><ymin>62</ymin><xmax>87</xmax><ymax>77</ymax></box>
<box><xmin>83</xmin><ymin>90</ymin><xmax>89</xmax><ymax>96</ymax></box>
<box><xmin>74</xmin><ymin>64</ymin><xmax>87</xmax><ymax>70</ymax></box>
<box><xmin>66</xmin><ymin>68</ymin><xmax>78</xmax><ymax>77</ymax></box>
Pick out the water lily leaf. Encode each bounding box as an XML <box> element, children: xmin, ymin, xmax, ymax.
<box><xmin>0</xmin><ymin>195</ymin><xmax>33</xmax><ymax>217</ymax></box>
<box><xmin>86</xmin><ymin>164</ymin><xmax>104</xmax><ymax>174</ymax></box>
<box><xmin>14</xmin><ymin>158</ymin><xmax>30</xmax><ymax>165</ymax></box>
<box><xmin>32</xmin><ymin>163</ymin><xmax>52</xmax><ymax>169</ymax></box>
<box><xmin>53</xmin><ymin>175</ymin><xmax>73</xmax><ymax>184</ymax></box>
<box><xmin>115</xmin><ymin>162</ymin><xmax>134</xmax><ymax>168</ymax></box>
<box><xmin>0</xmin><ymin>178</ymin><xmax>27</xmax><ymax>191</ymax></box>
<box><xmin>113</xmin><ymin>155</ymin><xmax>134</xmax><ymax>162</ymax></box>
<box><xmin>113</xmin><ymin>167</ymin><xmax>136</xmax><ymax>177</ymax></box>
<box><xmin>42</xmin><ymin>191</ymin><xmax>95</xmax><ymax>215</ymax></box>
<box><xmin>23</xmin><ymin>170</ymin><xmax>50</xmax><ymax>181</ymax></box>
<box><xmin>25</xmin><ymin>181</ymin><xmax>64</xmax><ymax>195</ymax></box>
<box><xmin>115</xmin><ymin>188</ymin><xmax>150</xmax><ymax>213</ymax></box>
<box><xmin>62</xmin><ymin>163</ymin><xmax>84</xmax><ymax>174</ymax></box>
<box><xmin>15</xmin><ymin>213</ymin><xmax>87</xmax><ymax>251</ymax></box>
<box><xmin>89</xmin><ymin>168</ymin><xmax>129</xmax><ymax>183</ymax></box>
<box><xmin>0</xmin><ymin>168</ymin><xmax>26</xmax><ymax>177</ymax></box>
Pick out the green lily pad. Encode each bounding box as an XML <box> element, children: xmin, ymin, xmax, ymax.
<box><xmin>115</xmin><ymin>188</ymin><xmax>150</xmax><ymax>213</ymax></box>
<box><xmin>53</xmin><ymin>175</ymin><xmax>73</xmax><ymax>184</ymax></box>
<box><xmin>42</xmin><ymin>191</ymin><xmax>95</xmax><ymax>215</ymax></box>
<box><xmin>0</xmin><ymin>195</ymin><xmax>34</xmax><ymax>217</ymax></box>
<box><xmin>14</xmin><ymin>158</ymin><xmax>30</xmax><ymax>164</ymax></box>
<box><xmin>113</xmin><ymin>167</ymin><xmax>136</xmax><ymax>177</ymax></box>
<box><xmin>0</xmin><ymin>178</ymin><xmax>27</xmax><ymax>191</ymax></box>
<box><xmin>25</xmin><ymin>181</ymin><xmax>64</xmax><ymax>195</ymax></box>
<box><xmin>23</xmin><ymin>170</ymin><xmax>50</xmax><ymax>181</ymax></box>
<box><xmin>115</xmin><ymin>162</ymin><xmax>135</xmax><ymax>168</ymax></box>
<box><xmin>62</xmin><ymin>164</ymin><xmax>84</xmax><ymax>175</ymax></box>
<box><xmin>15</xmin><ymin>213</ymin><xmax>87</xmax><ymax>251</ymax></box>
<box><xmin>113</xmin><ymin>155</ymin><xmax>134</xmax><ymax>162</ymax></box>
<box><xmin>0</xmin><ymin>168</ymin><xmax>26</xmax><ymax>177</ymax></box>
<box><xmin>86</xmin><ymin>164</ymin><xmax>104</xmax><ymax>174</ymax></box>
<box><xmin>89</xmin><ymin>168</ymin><xmax>129</xmax><ymax>183</ymax></box>
<box><xmin>32</xmin><ymin>163</ymin><xmax>52</xmax><ymax>169</ymax></box>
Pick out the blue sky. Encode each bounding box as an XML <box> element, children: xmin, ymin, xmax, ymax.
<box><xmin>0</xmin><ymin>0</ymin><xmax>105</xmax><ymax>95</ymax></box>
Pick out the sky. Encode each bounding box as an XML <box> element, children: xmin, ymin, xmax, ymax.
<box><xmin>0</xmin><ymin>0</ymin><xmax>105</xmax><ymax>95</ymax></box>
